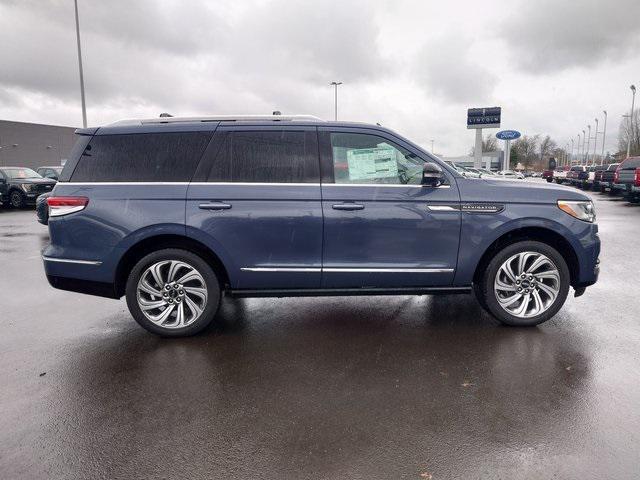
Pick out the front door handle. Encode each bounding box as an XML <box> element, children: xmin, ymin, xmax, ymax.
<box><xmin>199</xmin><ymin>201</ymin><xmax>232</xmax><ymax>210</ymax></box>
<box><xmin>332</xmin><ymin>203</ymin><xmax>365</xmax><ymax>211</ymax></box>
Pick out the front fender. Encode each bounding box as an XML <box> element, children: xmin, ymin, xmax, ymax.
<box><xmin>453</xmin><ymin>203</ymin><xmax>597</xmax><ymax>286</ymax></box>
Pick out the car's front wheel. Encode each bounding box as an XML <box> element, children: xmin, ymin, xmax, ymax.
<box><xmin>125</xmin><ymin>249</ymin><xmax>221</xmax><ymax>336</ymax></box>
<box><xmin>477</xmin><ymin>241</ymin><xmax>570</xmax><ymax>326</ymax></box>
<box><xmin>10</xmin><ymin>190</ymin><xmax>25</xmax><ymax>208</ymax></box>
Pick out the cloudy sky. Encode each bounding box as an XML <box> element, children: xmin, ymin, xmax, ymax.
<box><xmin>0</xmin><ymin>0</ymin><xmax>639</xmax><ymax>156</ymax></box>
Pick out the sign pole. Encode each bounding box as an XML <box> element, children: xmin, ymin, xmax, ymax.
<box><xmin>504</xmin><ymin>139</ymin><xmax>510</xmax><ymax>171</ymax></box>
<box><xmin>474</xmin><ymin>128</ymin><xmax>483</xmax><ymax>169</ymax></box>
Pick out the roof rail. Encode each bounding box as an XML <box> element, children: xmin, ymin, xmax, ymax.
<box><xmin>108</xmin><ymin>115</ymin><xmax>325</xmax><ymax>126</ymax></box>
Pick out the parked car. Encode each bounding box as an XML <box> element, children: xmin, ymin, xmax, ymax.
<box><xmin>36</xmin><ymin>166</ymin><xmax>63</xmax><ymax>181</ymax></box>
<box><xmin>591</xmin><ymin>165</ymin><xmax>607</xmax><ymax>191</ymax></box>
<box><xmin>42</xmin><ymin>115</ymin><xmax>600</xmax><ymax>336</ymax></box>
<box><xmin>566</xmin><ymin>165</ymin><xmax>586</xmax><ymax>186</ymax></box>
<box><xmin>496</xmin><ymin>170</ymin><xmax>525</xmax><ymax>179</ymax></box>
<box><xmin>36</xmin><ymin>191</ymin><xmax>53</xmax><ymax>225</ymax></box>
<box><xmin>0</xmin><ymin>167</ymin><xmax>56</xmax><ymax>208</ymax></box>
<box><xmin>614</xmin><ymin>156</ymin><xmax>640</xmax><ymax>202</ymax></box>
<box><xmin>542</xmin><ymin>169</ymin><xmax>554</xmax><ymax>183</ymax></box>
<box><xmin>599</xmin><ymin>163</ymin><xmax>620</xmax><ymax>194</ymax></box>
<box><xmin>554</xmin><ymin>166</ymin><xmax>570</xmax><ymax>184</ymax></box>
<box><xmin>443</xmin><ymin>162</ymin><xmax>482</xmax><ymax>178</ymax></box>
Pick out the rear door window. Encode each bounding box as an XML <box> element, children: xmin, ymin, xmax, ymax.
<box><xmin>206</xmin><ymin>130</ymin><xmax>319</xmax><ymax>183</ymax></box>
<box><xmin>70</xmin><ymin>132</ymin><xmax>212</xmax><ymax>182</ymax></box>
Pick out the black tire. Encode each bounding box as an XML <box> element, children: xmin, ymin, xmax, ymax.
<box><xmin>476</xmin><ymin>241</ymin><xmax>571</xmax><ymax>327</ymax></box>
<box><xmin>9</xmin><ymin>190</ymin><xmax>25</xmax><ymax>208</ymax></box>
<box><xmin>546</xmin><ymin>178</ymin><xmax>553</xmax><ymax>183</ymax></box>
<box><xmin>125</xmin><ymin>248</ymin><xmax>221</xmax><ymax>337</ymax></box>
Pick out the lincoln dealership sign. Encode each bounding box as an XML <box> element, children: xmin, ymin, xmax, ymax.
<box><xmin>467</xmin><ymin>107</ymin><xmax>501</xmax><ymax>129</ymax></box>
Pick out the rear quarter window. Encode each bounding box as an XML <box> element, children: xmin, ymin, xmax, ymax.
<box><xmin>70</xmin><ymin>132</ymin><xmax>212</xmax><ymax>182</ymax></box>
<box><xmin>620</xmin><ymin>158</ymin><xmax>640</xmax><ymax>170</ymax></box>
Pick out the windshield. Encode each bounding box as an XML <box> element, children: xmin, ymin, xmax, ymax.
<box><xmin>2</xmin><ymin>168</ymin><xmax>42</xmax><ymax>179</ymax></box>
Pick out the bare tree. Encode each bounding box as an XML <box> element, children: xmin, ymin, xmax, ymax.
<box><xmin>512</xmin><ymin>135</ymin><xmax>539</xmax><ymax>170</ymax></box>
<box><xmin>618</xmin><ymin>109</ymin><xmax>640</xmax><ymax>156</ymax></box>
<box><xmin>539</xmin><ymin>135</ymin><xmax>557</xmax><ymax>162</ymax></box>
<box><xmin>469</xmin><ymin>134</ymin><xmax>498</xmax><ymax>156</ymax></box>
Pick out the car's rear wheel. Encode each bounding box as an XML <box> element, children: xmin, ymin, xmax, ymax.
<box><xmin>10</xmin><ymin>190</ymin><xmax>25</xmax><ymax>208</ymax></box>
<box><xmin>477</xmin><ymin>241</ymin><xmax>570</xmax><ymax>326</ymax></box>
<box><xmin>125</xmin><ymin>249</ymin><xmax>221</xmax><ymax>336</ymax></box>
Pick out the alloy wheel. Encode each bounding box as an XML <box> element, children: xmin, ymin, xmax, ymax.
<box><xmin>493</xmin><ymin>251</ymin><xmax>561</xmax><ymax>319</ymax></box>
<box><xmin>136</xmin><ymin>260</ymin><xmax>208</xmax><ymax>329</ymax></box>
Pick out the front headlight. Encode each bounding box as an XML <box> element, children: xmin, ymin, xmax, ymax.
<box><xmin>557</xmin><ymin>200</ymin><xmax>596</xmax><ymax>223</ymax></box>
<box><xmin>20</xmin><ymin>183</ymin><xmax>33</xmax><ymax>192</ymax></box>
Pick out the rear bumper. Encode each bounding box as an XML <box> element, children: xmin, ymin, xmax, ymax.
<box><xmin>46</xmin><ymin>275</ymin><xmax>118</xmax><ymax>299</ymax></box>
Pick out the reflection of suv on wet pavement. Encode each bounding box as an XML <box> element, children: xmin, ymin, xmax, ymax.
<box><xmin>0</xmin><ymin>167</ymin><xmax>56</xmax><ymax>208</ymax></box>
<box><xmin>42</xmin><ymin>115</ymin><xmax>600</xmax><ymax>336</ymax></box>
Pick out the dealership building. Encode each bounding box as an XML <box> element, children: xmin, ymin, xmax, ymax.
<box><xmin>0</xmin><ymin>120</ymin><xmax>78</xmax><ymax>170</ymax></box>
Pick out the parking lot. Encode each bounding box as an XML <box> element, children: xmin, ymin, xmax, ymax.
<box><xmin>1</xmin><ymin>184</ymin><xmax>639</xmax><ymax>479</ymax></box>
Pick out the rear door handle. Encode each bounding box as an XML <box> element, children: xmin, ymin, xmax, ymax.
<box><xmin>199</xmin><ymin>202</ymin><xmax>232</xmax><ymax>210</ymax></box>
<box><xmin>332</xmin><ymin>203</ymin><xmax>365</xmax><ymax>211</ymax></box>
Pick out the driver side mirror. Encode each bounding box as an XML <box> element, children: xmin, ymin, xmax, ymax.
<box><xmin>422</xmin><ymin>163</ymin><xmax>444</xmax><ymax>187</ymax></box>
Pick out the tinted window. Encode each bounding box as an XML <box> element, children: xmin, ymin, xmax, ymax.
<box><xmin>70</xmin><ymin>132</ymin><xmax>212</xmax><ymax>182</ymax></box>
<box><xmin>3</xmin><ymin>168</ymin><xmax>41</xmax><ymax>179</ymax></box>
<box><xmin>206</xmin><ymin>130</ymin><xmax>319</xmax><ymax>183</ymax></box>
<box><xmin>621</xmin><ymin>158</ymin><xmax>640</xmax><ymax>170</ymax></box>
<box><xmin>329</xmin><ymin>132</ymin><xmax>426</xmax><ymax>185</ymax></box>
<box><xmin>608</xmin><ymin>163</ymin><xmax>619</xmax><ymax>171</ymax></box>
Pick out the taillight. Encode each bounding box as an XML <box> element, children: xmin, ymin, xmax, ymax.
<box><xmin>47</xmin><ymin>196</ymin><xmax>89</xmax><ymax>217</ymax></box>
<box><xmin>635</xmin><ymin>167</ymin><xmax>640</xmax><ymax>187</ymax></box>
<box><xmin>614</xmin><ymin>168</ymin><xmax>620</xmax><ymax>183</ymax></box>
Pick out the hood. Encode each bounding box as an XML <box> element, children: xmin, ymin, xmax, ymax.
<box><xmin>15</xmin><ymin>177</ymin><xmax>57</xmax><ymax>185</ymax></box>
<box><xmin>457</xmin><ymin>177</ymin><xmax>590</xmax><ymax>203</ymax></box>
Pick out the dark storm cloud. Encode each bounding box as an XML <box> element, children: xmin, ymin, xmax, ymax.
<box><xmin>502</xmin><ymin>0</ymin><xmax>640</xmax><ymax>73</ymax></box>
<box><xmin>0</xmin><ymin>0</ymin><xmax>384</xmax><ymax>118</ymax></box>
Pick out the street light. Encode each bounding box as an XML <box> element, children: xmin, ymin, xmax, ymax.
<box><xmin>74</xmin><ymin>0</ymin><xmax>87</xmax><ymax>128</ymax></box>
<box><xmin>593</xmin><ymin>118</ymin><xmax>598</xmax><ymax>165</ymax></box>
<box><xmin>627</xmin><ymin>84</ymin><xmax>636</xmax><ymax>159</ymax></box>
<box><xmin>577</xmin><ymin>133</ymin><xmax>581</xmax><ymax>161</ymax></box>
<box><xmin>570</xmin><ymin>138</ymin><xmax>575</xmax><ymax>165</ymax></box>
<box><xmin>601</xmin><ymin>110</ymin><xmax>607</xmax><ymax>164</ymax></box>
<box><xmin>585</xmin><ymin>125</ymin><xmax>591</xmax><ymax>166</ymax></box>
<box><xmin>582</xmin><ymin>130</ymin><xmax>586</xmax><ymax>165</ymax></box>
<box><xmin>329</xmin><ymin>81</ymin><xmax>342</xmax><ymax>121</ymax></box>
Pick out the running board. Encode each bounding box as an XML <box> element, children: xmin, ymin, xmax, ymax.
<box><xmin>229</xmin><ymin>286</ymin><xmax>472</xmax><ymax>298</ymax></box>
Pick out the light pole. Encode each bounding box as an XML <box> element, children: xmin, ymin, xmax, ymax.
<box><xmin>593</xmin><ymin>118</ymin><xmax>598</xmax><ymax>166</ymax></box>
<box><xmin>430</xmin><ymin>139</ymin><xmax>434</xmax><ymax>153</ymax></box>
<box><xmin>577</xmin><ymin>134</ymin><xmax>581</xmax><ymax>162</ymax></box>
<box><xmin>585</xmin><ymin>125</ymin><xmax>591</xmax><ymax>165</ymax></box>
<box><xmin>627</xmin><ymin>85</ymin><xmax>636</xmax><ymax>159</ymax></box>
<box><xmin>74</xmin><ymin>0</ymin><xmax>87</xmax><ymax>128</ymax></box>
<box><xmin>330</xmin><ymin>81</ymin><xmax>342</xmax><ymax>121</ymax></box>
<box><xmin>582</xmin><ymin>130</ymin><xmax>586</xmax><ymax>165</ymax></box>
<box><xmin>601</xmin><ymin>110</ymin><xmax>607</xmax><ymax>164</ymax></box>
<box><xmin>570</xmin><ymin>138</ymin><xmax>575</xmax><ymax>165</ymax></box>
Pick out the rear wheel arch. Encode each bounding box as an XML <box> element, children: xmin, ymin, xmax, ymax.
<box><xmin>472</xmin><ymin>226</ymin><xmax>580</xmax><ymax>288</ymax></box>
<box><xmin>114</xmin><ymin>234</ymin><xmax>230</xmax><ymax>298</ymax></box>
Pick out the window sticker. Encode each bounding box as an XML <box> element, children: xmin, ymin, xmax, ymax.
<box><xmin>346</xmin><ymin>146</ymin><xmax>398</xmax><ymax>181</ymax></box>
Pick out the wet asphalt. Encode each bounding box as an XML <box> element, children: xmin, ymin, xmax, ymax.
<box><xmin>1</xmin><ymin>184</ymin><xmax>639</xmax><ymax>479</ymax></box>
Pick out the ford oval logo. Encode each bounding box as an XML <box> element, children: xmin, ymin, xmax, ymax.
<box><xmin>496</xmin><ymin>130</ymin><xmax>521</xmax><ymax>140</ymax></box>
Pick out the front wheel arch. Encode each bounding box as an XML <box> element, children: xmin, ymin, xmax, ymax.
<box><xmin>472</xmin><ymin>226</ymin><xmax>579</xmax><ymax>289</ymax></box>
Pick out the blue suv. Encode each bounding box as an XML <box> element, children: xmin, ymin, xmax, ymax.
<box><xmin>42</xmin><ymin>115</ymin><xmax>600</xmax><ymax>336</ymax></box>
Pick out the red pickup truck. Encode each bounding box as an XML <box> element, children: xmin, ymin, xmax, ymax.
<box><xmin>542</xmin><ymin>169</ymin><xmax>554</xmax><ymax>182</ymax></box>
